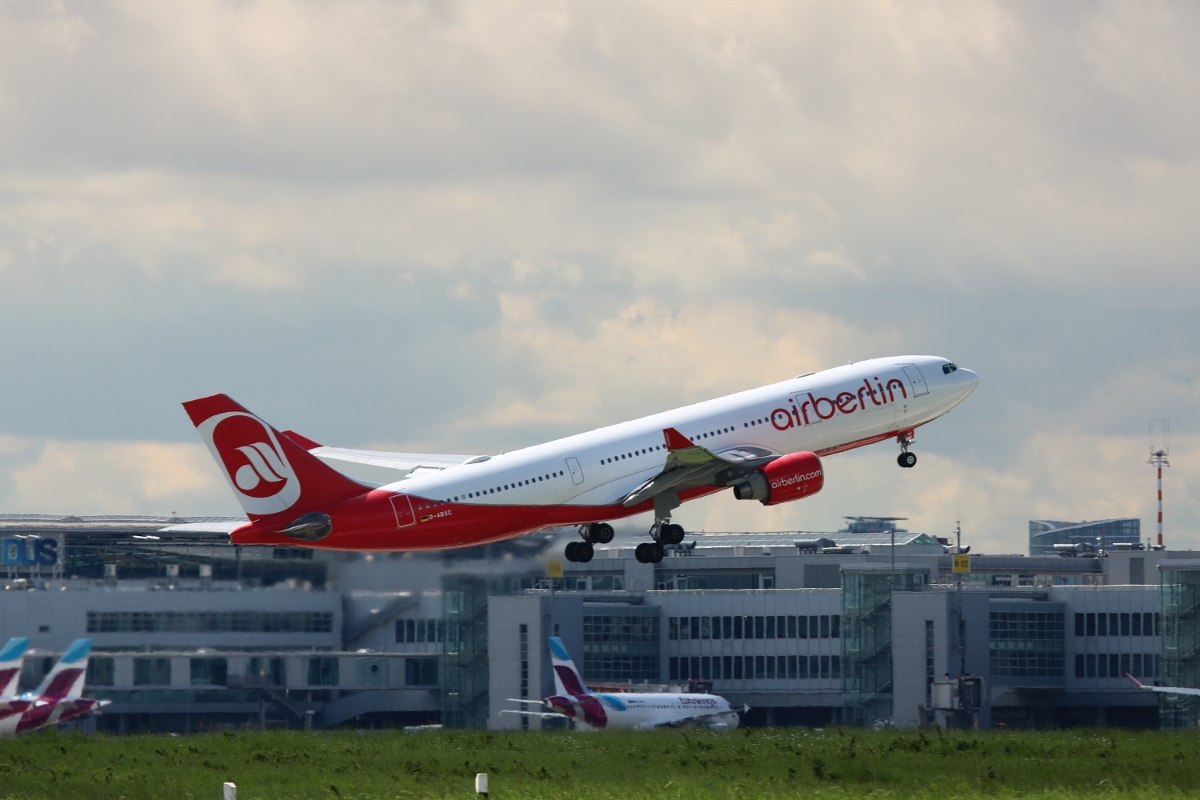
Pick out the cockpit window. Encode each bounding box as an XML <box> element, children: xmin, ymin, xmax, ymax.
<box><xmin>942</xmin><ymin>362</ymin><xmax>958</xmax><ymax>374</ymax></box>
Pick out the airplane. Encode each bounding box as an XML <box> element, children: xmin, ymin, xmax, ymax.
<box><xmin>502</xmin><ymin>636</ymin><xmax>744</xmax><ymax>730</ymax></box>
<box><xmin>181</xmin><ymin>355</ymin><xmax>978</xmax><ymax>563</ymax></box>
<box><xmin>1127</xmin><ymin>675</ymin><xmax>1200</xmax><ymax>696</ymax></box>
<box><xmin>0</xmin><ymin>639</ymin><xmax>29</xmax><ymax>699</ymax></box>
<box><xmin>0</xmin><ymin>639</ymin><xmax>109</xmax><ymax>735</ymax></box>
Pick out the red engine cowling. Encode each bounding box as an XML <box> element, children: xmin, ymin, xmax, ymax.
<box><xmin>732</xmin><ymin>451</ymin><xmax>824</xmax><ymax>506</ymax></box>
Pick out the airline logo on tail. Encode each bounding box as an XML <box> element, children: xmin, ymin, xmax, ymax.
<box><xmin>196</xmin><ymin>411</ymin><xmax>301</xmax><ymax>515</ymax></box>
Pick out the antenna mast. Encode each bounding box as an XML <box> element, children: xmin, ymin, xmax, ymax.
<box><xmin>1148</xmin><ymin>420</ymin><xmax>1170</xmax><ymax>548</ymax></box>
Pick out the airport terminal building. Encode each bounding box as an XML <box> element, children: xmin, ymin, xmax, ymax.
<box><xmin>1</xmin><ymin>514</ymin><xmax>1197</xmax><ymax>732</ymax></box>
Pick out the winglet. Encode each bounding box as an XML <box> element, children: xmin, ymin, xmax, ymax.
<box><xmin>663</xmin><ymin>428</ymin><xmax>695</xmax><ymax>451</ymax></box>
<box><xmin>282</xmin><ymin>430</ymin><xmax>323</xmax><ymax>450</ymax></box>
<box><xmin>1127</xmin><ymin>673</ymin><xmax>1146</xmax><ymax>689</ymax></box>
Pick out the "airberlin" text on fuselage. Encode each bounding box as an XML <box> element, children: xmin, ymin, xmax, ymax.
<box><xmin>771</xmin><ymin>376</ymin><xmax>908</xmax><ymax>431</ymax></box>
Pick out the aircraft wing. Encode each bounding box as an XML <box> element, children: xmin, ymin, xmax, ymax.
<box><xmin>1128</xmin><ymin>675</ymin><xmax>1200</xmax><ymax>696</ymax></box>
<box><xmin>633</xmin><ymin>711</ymin><xmax>731</xmax><ymax>730</ymax></box>
<box><xmin>281</xmin><ymin>431</ymin><xmax>480</xmax><ymax>472</ymax></box>
<box><xmin>622</xmin><ymin>428</ymin><xmax>777</xmax><ymax>507</ymax></box>
<box><xmin>498</xmin><ymin>709</ymin><xmax>564</xmax><ymax>719</ymax></box>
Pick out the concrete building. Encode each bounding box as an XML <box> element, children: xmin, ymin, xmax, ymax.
<box><xmin>1</xmin><ymin>513</ymin><xmax>1197</xmax><ymax>732</ymax></box>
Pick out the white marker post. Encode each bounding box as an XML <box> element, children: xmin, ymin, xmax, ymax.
<box><xmin>475</xmin><ymin>772</ymin><xmax>489</xmax><ymax>797</ymax></box>
<box><xmin>223</xmin><ymin>782</ymin><xmax>237</xmax><ymax>800</ymax></box>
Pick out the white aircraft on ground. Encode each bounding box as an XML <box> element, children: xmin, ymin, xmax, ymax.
<box><xmin>182</xmin><ymin>355</ymin><xmax>978</xmax><ymax>563</ymax></box>
<box><xmin>0</xmin><ymin>639</ymin><xmax>109</xmax><ymax>735</ymax></box>
<box><xmin>503</xmin><ymin>637</ymin><xmax>744</xmax><ymax>730</ymax></box>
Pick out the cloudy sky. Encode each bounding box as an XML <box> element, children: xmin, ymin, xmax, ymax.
<box><xmin>2</xmin><ymin>0</ymin><xmax>1198</xmax><ymax>554</ymax></box>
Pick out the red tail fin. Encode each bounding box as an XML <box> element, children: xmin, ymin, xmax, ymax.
<box><xmin>183</xmin><ymin>394</ymin><xmax>366</xmax><ymax>524</ymax></box>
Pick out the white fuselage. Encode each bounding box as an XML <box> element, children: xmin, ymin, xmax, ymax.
<box><xmin>390</xmin><ymin>355</ymin><xmax>977</xmax><ymax>511</ymax></box>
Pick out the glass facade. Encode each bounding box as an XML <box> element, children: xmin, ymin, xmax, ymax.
<box><xmin>582</xmin><ymin>614</ymin><xmax>659</xmax><ymax>682</ymax></box>
<box><xmin>1160</xmin><ymin>566</ymin><xmax>1200</xmax><ymax>729</ymax></box>
<box><xmin>1028</xmin><ymin>519</ymin><xmax>1140</xmax><ymax>556</ymax></box>
<box><xmin>841</xmin><ymin>569</ymin><xmax>926</xmax><ymax>726</ymax></box>
<box><xmin>988</xmin><ymin>603</ymin><xmax>1066</xmax><ymax>685</ymax></box>
<box><xmin>440</xmin><ymin>575</ymin><xmax>490</xmax><ymax>728</ymax></box>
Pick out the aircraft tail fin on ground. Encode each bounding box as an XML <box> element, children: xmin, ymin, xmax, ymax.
<box><xmin>183</xmin><ymin>394</ymin><xmax>368</xmax><ymax>523</ymax></box>
<box><xmin>0</xmin><ymin>638</ymin><xmax>28</xmax><ymax>697</ymax></box>
<box><xmin>548</xmin><ymin>637</ymin><xmax>587</xmax><ymax>697</ymax></box>
<box><xmin>34</xmin><ymin>639</ymin><xmax>90</xmax><ymax>701</ymax></box>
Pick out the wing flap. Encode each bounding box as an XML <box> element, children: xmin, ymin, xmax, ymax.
<box><xmin>622</xmin><ymin>429</ymin><xmax>777</xmax><ymax>507</ymax></box>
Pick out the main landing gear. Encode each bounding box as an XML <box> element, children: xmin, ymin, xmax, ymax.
<box><xmin>564</xmin><ymin>522</ymin><xmax>614</xmax><ymax>563</ymax></box>
<box><xmin>635</xmin><ymin>519</ymin><xmax>686</xmax><ymax>564</ymax></box>
<box><xmin>897</xmin><ymin>432</ymin><xmax>917</xmax><ymax>469</ymax></box>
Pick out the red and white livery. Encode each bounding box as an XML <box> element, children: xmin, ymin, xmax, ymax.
<box><xmin>182</xmin><ymin>355</ymin><xmax>978</xmax><ymax>563</ymax></box>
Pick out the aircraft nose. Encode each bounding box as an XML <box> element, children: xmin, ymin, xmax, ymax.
<box><xmin>958</xmin><ymin>368</ymin><xmax>980</xmax><ymax>396</ymax></box>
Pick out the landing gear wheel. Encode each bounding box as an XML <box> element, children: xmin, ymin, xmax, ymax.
<box><xmin>575</xmin><ymin>541</ymin><xmax>594</xmax><ymax>563</ymax></box>
<box><xmin>643</xmin><ymin>542</ymin><xmax>663</xmax><ymax>563</ymax></box>
<box><xmin>588</xmin><ymin>523</ymin><xmax>614</xmax><ymax>544</ymax></box>
<box><xmin>564</xmin><ymin>541</ymin><xmax>580</xmax><ymax>562</ymax></box>
<box><xmin>661</xmin><ymin>523</ymin><xmax>686</xmax><ymax>545</ymax></box>
<box><xmin>897</xmin><ymin>452</ymin><xmax>917</xmax><ymax>469</ymax></box>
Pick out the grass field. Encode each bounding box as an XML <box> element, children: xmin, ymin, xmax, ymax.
<box><xmin>0</xmin><ymin>727</ymin><xmax>1198</xmax><ymax>799</ymax></box>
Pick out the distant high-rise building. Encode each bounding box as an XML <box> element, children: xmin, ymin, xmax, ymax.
<box><xmin>1029</xmin><ymin>519</ymin><xmax>1141</xmax><ymax>556</ymax></box>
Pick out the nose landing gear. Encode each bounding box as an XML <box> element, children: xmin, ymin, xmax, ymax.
<box><xmin>897</xmin><ymin>432</ymin><xmax>917</xmax><ymax>468</ymax></box>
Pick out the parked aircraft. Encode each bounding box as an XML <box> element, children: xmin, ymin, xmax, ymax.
<box><xmin>182</xmin><ymin>355</ymin><xmax>977</xmax><ymax>563</ymax></box>
<box><xmin>502</xmin><ymin>637</ymin><xmax>743</xmax><ymax>730</ymax></box>
<box><xmin>0</xmin><ymin>639</ymin><xmax>109</xmax><ymax>735</ymax></box>
<box><xmin>0</xmin><ymin>639</ymin><xmax>29</xmax><ymax>697</ymax></box>
<box><xmin>1128</xmin><ymin>675</ymin><xmax>1200</xmax><ymax>696</ymax></box>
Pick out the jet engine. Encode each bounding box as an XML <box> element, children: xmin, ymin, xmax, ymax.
<box><xmin>732</xmin><ymin>451</ymin><xmax>823</xmax><ymax>506</ymax></box>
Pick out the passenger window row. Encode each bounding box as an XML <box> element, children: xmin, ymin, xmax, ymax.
<box><xmin>668</xmin><ymin>614</ymin><xmax>839</xmax><ymax>641</ymax></box>
<box><xmin>599</xmin><ymin>424</ymin><xmax>754</xmax><ymax>466</ymax></box>
<box><xmin>670</xmin><ymin>654</ymin><xmax>841</xmax><ymax>681</ymax></box>
<box><xmin>601</xmin><ymin>447</ymin><xmax>662</xmax><ymax>465</ymax></box>
<box><xmin>1075</xmin><ymin>653</ymin><xmax>1156</xmax><ymax>679</ymax></box>
<box><xmin>1074</xmin><ymin>612</ymin><xmax>1158</xmax><ymax>637</ymax></box>
<box><xmin>449</xmin><ymin>471</ymin><xmax>565</xmax><ymax>503</ymax></box>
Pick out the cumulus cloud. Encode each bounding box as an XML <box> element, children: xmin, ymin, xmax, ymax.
<box><xmin>4</xmin><ymin>439</ymin><xmax>237</xmax><ymax>517</ymax></box>
<box><xmin>0</xmin><ymin>0</ymin><xmax>1199</xmax><ymax>551</ymax></box>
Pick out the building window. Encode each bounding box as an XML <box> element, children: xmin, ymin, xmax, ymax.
<box><xmin>1075</xmin><ymin>654</ymin><xmax>1084</xmax><ymax>678</ymax></box>
<box><xmin>989</xmin><ymin>610</ymin><xmax>1066</xmax><ymax>679</ymax></box>
<box><xmin>1074</xmin><ymin>613</ymin><xmax>1085</xmax><ymax>636</ymax></box>
<box><xmin>1086</xmin><ymin>613</ymin><xmax>1096</xmax><ymax>636</ymax></box>
<box><xmin>1131</xmin><ymin>613</ymin><xmax>1142</xmax><ymax>636</ymax></box>
<box><xmin>86</xmin><ymin>657</ymin><xmax>115</xmax><ymax>687</ymax></box>
<box><xmin>190</xmin><ymin>657</ymin><xmax>228</xmax><ymax>686</ymax></box>
<box><xmin>582</xmin><ymin>615</ymin><xmax>660</xmax><ymax>682</ymax></box>
<box><xmin>405</xmin><ymin>657</ymin><xmax>438</xmax><ymax>686</ymax></box>
<box><xmin>396</xmin><ymin>618</ymin><xmax>444</xmax><ymax>643</ymax></box>
<box><xmin>1086</xmin><ymin>654</ymin><xmax>1096</xmax><ymax>678</ymax></box>
<box><xmin>925</xmin><ymin>620</ymin><xmax>935</xmax><ymax>705</ymax></box>
<box><xmin>88</xmin><ymin>610</ymin><xmax>333</xmax><ymax>634</ymax></box>
<box><xmin>133</xmin><ymin>657</ymin><xmax>171</xmax><ymax>686</ymax></box>
<box><xmin>307</xmin><ymin>657</ymin><xmax>339</xmax><ymax>686</ymax></box>
<box><xmin>755</xmin><ymin>617</ymin><xmax>765</xmax><ymax>639</ymax></box>
<box><xmin>710</xmin><ymin>616</ymin><xmax>722</xmax><ymax>640</ymax></box>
